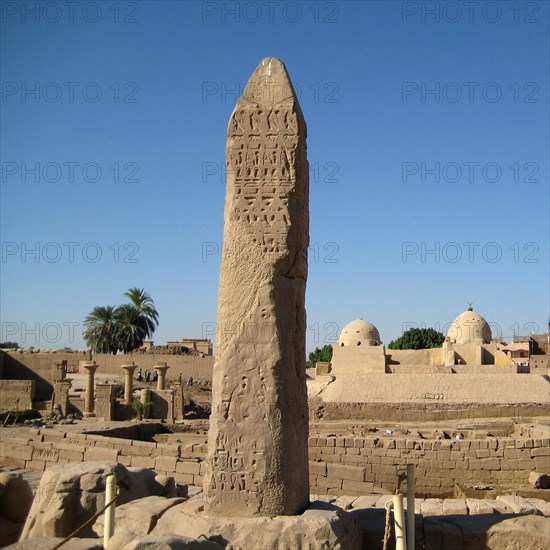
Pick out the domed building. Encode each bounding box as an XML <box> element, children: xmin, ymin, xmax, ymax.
<box><xmin>319</xmin><ymin>306</ymin><xmax>514</xmax><ymax>380</ymax></box>
<box><xmin>316</xmin><ymin>306</ymin><xmax>535</xmax><ymax>410</ymax></box>
<box><xmin>447</xmin><ymin>306</ymin><xmax>492</xmax><ymax>345</ymax></box>
<box><xmin>442</xmin><ymin>306</ymin><xmax>510</xmax><ymax>367</ymax></box>
<box><xmin>338</xmin><ymin>318</ymin><xmax>381</xmax><ymax>347</ymax></box>
<box><xmin>328</xmin><ymin>317</ymin><xmax>386</xmax><ymax>375</ymax></box>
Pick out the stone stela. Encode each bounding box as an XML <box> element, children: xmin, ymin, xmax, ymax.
<box><xmin>204</xmin><ymin>57</ymin><xmax>310</xmax><ymax>517</ymax></box>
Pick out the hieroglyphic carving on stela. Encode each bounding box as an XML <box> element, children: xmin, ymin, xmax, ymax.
<box><xmin>204</xmin><ymin>58</ymin><xmax>310</xmax><ymax>517</ymax></box>
<box><xmin>227</xmin><ymin>108</ymin><xmax>302</xmax><ymax>256</ymax></box>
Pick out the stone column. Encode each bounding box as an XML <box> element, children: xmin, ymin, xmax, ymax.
<box><xmin>172</xmin><ymin>383</ymin><xmax>185</xmax><ymax>420</ymax></box>
<box><xmin>154</xmin><ymin>363</ymin><xmax>169</xmax><ymax>391</ymax></box>
<box><xmin>121</xmin><ymin>363</ymin><xmax>138</xmax><ymax>404</ymax></box>
<box><xmin>204</xmin><ymin>58</ymin><xmax>310</xmax><ymax>517</ymax></box>
<box><xmin>82</xmin><ymin>361</ymin><xmax>99</xmax><ymax>417</ymax></box>
<box><xmin>140</xmin><ymin>388</ymin><xmax>151</xmax><ymax>419</ymax></box>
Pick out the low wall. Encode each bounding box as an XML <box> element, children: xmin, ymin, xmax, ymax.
<box><xmin>386</xmin><ymin>365</ymin><xmax>521</xmax><ymax>374</ymax></box>
<box><xmin>0</xmin><ymin>350</ymin><xmax>89</xmax><ymax>399</ymax></box>
<box><xmin>312</xmin><ymin>401</ymin><xmax>550</xmax><ymax>422</ymax></box>
<box><xmin>386</xmin><ymin>348</ymin><xmax>441</xmax><ymax>366</ymax></box>
<box><xmin>1</xmin><ymin>427</ymin><xmax>548</xmax><ymax>499</ymax></box>
<box><xmin>308</xmin><ymin>434</ymin><xmax>550</xmax><ymax>498</ymax></box>
<box><xmin>320</xmin><ymin>373</ymin><xmax>550</xmax><ymax>404</ymax></box>
<box><xmin>91</xmin><ymin>353</ymin><xmax>213</xmax><ymax>383</ymax></box>
<box><xmin>0</xmin><ymin>427</ymin><xmax>208</xmax><ymax>487</ymax></box>
<box><xmin>0</xmin><ymin>380</ymin><xmax>34</xmax><ymax>412</ymax></box>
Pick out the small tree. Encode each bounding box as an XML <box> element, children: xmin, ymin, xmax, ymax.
<box><xmin>307</xmin><ymin>344</ymin><xmax>333</xmax><ymax>368</ymax></box>
<box><xmin>388</xmin><ymin>327</ymin><xmax>445</xmax><ymax>350</ymax></box>
<box><xmin>0</xmin><ymin>342</ymin><xmax>19</xmax><ymax>349</ymax></box>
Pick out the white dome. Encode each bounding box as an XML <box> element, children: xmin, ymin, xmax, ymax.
<box><xmin>447</xmin><ymin>308</ymin><xmax>492</xmax><ymax>344</ymax></box>
<box><xmin>338</xmin><ymin>318</ymin><xmax>381</xmax><ymax>347</ymax></box>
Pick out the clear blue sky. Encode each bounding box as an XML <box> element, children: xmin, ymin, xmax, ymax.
<box><xmin>1</xmin><ymin>0</ymin><xmax>549</xmax><ymax>352</ymax></box>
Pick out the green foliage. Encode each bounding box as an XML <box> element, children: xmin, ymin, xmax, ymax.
<box><xmin>83</xmin><ymin>305</ymin><xmax>119</xmax><ymax>354</ymax></box>
<box><xmin>83</xmin><ymin>288</ymin><xmax>159</xmax><ymax>354</ymax></box>
<box><xmin>123</xmin><ymin>287</ymin><xmax>159</xmax><ymax>339</ymax></box>
<box><xmin>388</xmin><ymin>327</ymin><xmax>445</xmax><ymax>350</ymax></box>
<box><xmin>0</xmin><ymin>342</ymin><xmax>19</xmax><ymax>349</ymax></box>
<box><xmin>307</xmin><ymin>345</ymin><xmax>333</xmax><ymax>368</ymax></box>
<box><xmin>128</xmin><ymin>398</ymin><xmax>153</xmax><ymax>419</ymax></box>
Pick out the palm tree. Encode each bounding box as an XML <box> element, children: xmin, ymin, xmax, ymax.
<box><xmin>82</xmin><ymin>288</ymin><xmax>159</xmax><ymax>354</ymax></box>
<box><xmin>123</xmin><ymin>287</ymin><xmax>159</xmax><ymax>340</ymax></box>
<box><xmin>115</xmin><ymin>304</ymin><xmax>147</xmax><ymax>354</ymax></box>
<box><xmin>83</xmin><ymin>305</ymin><xmax>119</xmax><ymax>354</ymax></box>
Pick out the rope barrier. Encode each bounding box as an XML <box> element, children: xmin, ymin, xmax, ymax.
<box><xmin>50</xmin><ymin>494</ymin><xmax>118</xmax><ymax>550</ymax></box>
<box><xmin>382</xmin><ymin>499</ymin><xmax>393</xmax><ymax>550</ymax></box>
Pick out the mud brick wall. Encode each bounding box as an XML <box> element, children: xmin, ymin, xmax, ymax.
<box><xmin>314</xmin><ymin>401</ymin><xmax>550</xmax><ymax>422</ymax></box>
<box><xmin>91</xmin><ymin>353</ymin><xmax>214</xmax><ymax>382</ymax></box>
<box><xmin>308</xmin><ymin>435</ymin><xmax>550</xmax><ymax>497</ymax></box>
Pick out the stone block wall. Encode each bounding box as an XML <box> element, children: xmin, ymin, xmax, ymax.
<box><xmin>308</xmin><ymin>435</ymin><xmax>550</xmax><ymax>497</ymax></box>
<box><xmin>1</xmin><ymin>428</ymin><xmax>548</xmax><ymax>498</ymax></box>
<box><xmin>0</xmin><ymin>380</ymin><xmax>34</xmax><ymax>412</ymax></box>
<box><xmin>0</xmin><ymin>351</ymin><xmax>88</xmax><ymax>399</ymax></box>
<box><xmin>0</xmin><ymin>427</ymin><xmax>208</xmax><ymax>487</ymax></box>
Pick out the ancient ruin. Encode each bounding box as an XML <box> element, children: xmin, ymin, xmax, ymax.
<box><xmin>0</xmin><ymin>56</ymin><xmax>548</xmax><ymax>550</ymax></box>
<box><xmin>204</xmin><ymin>57</ymin><xmax>310</xmax><ymax>517</ymax></box>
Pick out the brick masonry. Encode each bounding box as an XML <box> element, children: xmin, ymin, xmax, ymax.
<box><xmin>1</xmin><ymin>428</ymin><xmax>548</xmax><ymax>497</ymax></box>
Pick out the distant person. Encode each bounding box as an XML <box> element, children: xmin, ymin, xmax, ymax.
<box><xmin>137</xmin><ymin>368</ymin><xmax>143</xmax><ymax>382</ymax></box>
<box><xmin>152</xmin><ymin>370</ymin><xmax>158</xmax><ymax>383</ymax></box>
<box><xmin>188</xmin><ymin>376</ymin><xmax>194</xmax><ymax>386</ymax></box>
<box><xmin>178</xmin><ymin>373</ymin><xmax>183</xmax><ymax>384</ymax></box>
<box><xmin>145</xmin><ymin>369</ymin><xmax>151</xmax><ymax>382</ymax></box>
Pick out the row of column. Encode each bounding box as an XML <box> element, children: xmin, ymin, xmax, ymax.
<box><xmin>82</xmin><ymin>361</ymin><xmax>170</xmax><ymax>416</ymax></box>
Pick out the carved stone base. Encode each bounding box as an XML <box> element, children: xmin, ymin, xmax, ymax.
<box><xmin>147</xmin><ymin>496</ymin><xmax>363</xmax><ymax>549</ymax></box>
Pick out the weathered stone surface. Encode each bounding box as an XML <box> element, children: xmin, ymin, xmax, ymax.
<box><xmin>486</xmin><ymin>515</ymin><xmax>550</xmax><ymax>549</ymax></box>
<box><xmin>153</xmin><ymin>498</ymin><xmax>362</xmax><ymax>549</ymax></box>
<box><xmin>525</xmin><ymin>498</ymin><xmax>550</xmax><ymax>516</ymax></box>
<box><xmin>350</xmin><ymin>495</ymin><xmax>379</xmax><ymax>509</ymax></box>
<box><xmin>421</xmin><ymin>498</ymin><xmax>444</xmax><ymax>517</ymax></box>
<box><xmin>530</xmin><ymin>471</ymin><xmax>550</xmax><ymax>489</ymax></box>
<box><xmin>424</xmin><ymin>514</ymin><xmax>550</xmax><ymax>550</ymax></box>
<box><xmin>497</xmin><ymin>494</ymin><xmax>542</xmax><ymax>515</ymax></box>
<box><xmin>488</xmin><ymin>498</ymin><xmax>513</xmax><ymax>514</ymax></box>
<box><xmin>466</xmin><ymin>498</ymin><xmax>494</xmax><ymax>515</ymax></box>
<box><xmin>442</xmin><ymin>498</ymin><xmax>467</xmax><ymax>516</ymax></box>
<box><xmin>332</xmin><ymin>495</ymin><xmax>355</xmax><ymax>510</ymax></box>
<box><xmin>122</xmin><ymin>534</ymin><xmax>223</xmax><ymax>549</ymax></box>
<box><xmin>5</xmin><ymin>537</ymin><xmax>102</xmax><ymax>549</ymax></box>
<box><xmin>95</xmin><ymin>496</ymin><xmax>184</xmax><ymax>538</ymax></box>
<box><xmin>20</xmin><ymin>462</ymin><xmax>179</xmax><ymax>540</ymax></box>
<box><xmin>205</xmin><ymin>57</ymin><xmax>310</xmax><ymax>517</ymax></box>
<box><xmin>0</xmin><ymin>380</ymin><xmax>34</xmax><ymax>412</ymax></box>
